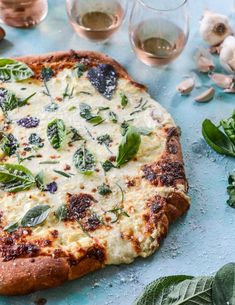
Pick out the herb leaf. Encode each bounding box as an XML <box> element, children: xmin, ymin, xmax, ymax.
<box><xmin>212</xmin><ymin>263</ymin><xmax>235</xmax><ymax>305</ymax></box>
<box><xmin>98</xmin><ymin>183</ymin><xmax>112</xmax><ymax>196</ymax></box>
<box><xmin>35</xmin><ymin>170</ymin><xmax>45</xmax><ymax>191</ymax></box>
<box><xmin>47</xmin><ymin>119</ymin><xmax>66</xmax><ymax>150</ymax></box>
<box><xmin>116</xmin><ymin>126</ymin><xmax>141</xmax><ymax>167</ymax></box>
<box><xmin>79</xmin><ymin>103</ymin><xmax>104</xmax><ymax>126</ymax></box>
<box><xmin>55</xmin><ymin>204</ymin><xmax>68</xmax><ymax>221</ymax></box>
<box><xmin>0</xmin><ymin>88</ymin><xmax>35</xmax><ymax>113</ymax></box>
<box><xmin>74</xmin><ymin>63</ymin><xmax>86</xmax><ymax>78</ymax></box>
<box><xmin>0</xmin><ymin>133</ymin><xmax>19</xmax><ymax>156</ymax></box>
<box><xmin>53</xmin><ymin>170</ymin><xmax>74</xmax><ymax>178</ymax></box>
<box><xmin>227</xmin><ymin>172</ymin><xmax>235</xmax><ymax>208</ymax></box>
<box><xmin>102</xmin><ymin>160</ymin><xmax>115</xmax><ymax>173</ymax></box>
<box><xmin>21</xmin><ymin>205</ymin><xmax>50</xmax><ymax>227</ymax></box>
<box><xmin>108</xmin><ymin>111</ymin><xmax>118</xmax><ymax>123</ymax></box>
<box><xmin>3</xmin><ymin>221</ymin><xmax>19</xmax><ymax>233</ymax></box>
<box><xmin>73</xmin><ymin>145</ymin><xmax>96</xmax><ymax>174</ymax></box>
<box><xmin>0</xmin><ymin>58</ymin><xmax>34</xmax><ymax>82</ymax></box>
<box><xmin>202</xmin><ymin>119</ymin><xmax>235</xmax><ymax>157</ymax></box>
<box><xmin>0</xmin><ymin>163</ymin><xmax>35</xmax><ymax>192</ymax></box>
<box><xmin>120</xmin><ymin>93</ymin><xmax>128</xmax><ymax>108</ymax></box>
<box><xmin>220</xmin><ymin>113</ymin><xmax>235</xmax><ymax>145</ymax></box>
<box><xmin>134</xmin><ymin>276</ymin><xmax>213</xmax><ymax>305</ymax></box>
<box><xmin>41</xmin><ymin>67</ymin><xmax>53</xmax><ymax>81</ymax></box>
<box><xmin>107</xmin><ymin>206</ymin><xmax>130</xmax><ymax>223</ymax></box>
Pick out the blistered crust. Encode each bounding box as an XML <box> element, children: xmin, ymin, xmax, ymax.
<box><xmin>0</xmin><ymin>255</ymin><xmax>103</xmax><ymax>295</ymax></box>
<box><xmin>16</xmin><ymin>50</ymin><xmax>146</xmax><ymax>90</ymax></box>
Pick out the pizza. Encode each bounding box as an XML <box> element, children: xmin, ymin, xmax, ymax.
<box><xmin>0</xmin><ymin>50</ymin><xmax>190</xmax><ymax>295</ymax></box>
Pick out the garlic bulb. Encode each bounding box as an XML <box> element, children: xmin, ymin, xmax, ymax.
<box><xmin>200</xmin><ymin>10</ymin><xmax>233</xmax><ymax>46</ymax></box>
<box><xmin>220</xmin><ymin>35</ymin><xmax>235</xmax><ymax>73</ymax></box>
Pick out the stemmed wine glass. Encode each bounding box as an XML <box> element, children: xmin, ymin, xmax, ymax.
<box><xmin>66</xmin><ymin>0</ymin><xmax>128</xmax><ymax>42</ymax></box>
<box><xmin>129</xmin><ymin>0</ymin><xmax>189</xmax><ymax>67</ymax></box>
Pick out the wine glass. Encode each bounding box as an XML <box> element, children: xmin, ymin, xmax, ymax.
<box><xmin>129</xmin><ymin>0</ymin><xmax>189</xmax><ymax>67</ymax></box>
<box><xmin>66</xmin><ymin>0</ymin><xmax>128</xmax><ymax>42</ymax></box>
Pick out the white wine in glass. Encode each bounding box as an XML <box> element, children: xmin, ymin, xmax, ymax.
<box><xmin>129</xmin><ymin>0</ymin><xmax>189</xmax><ymax>67</ymax></box>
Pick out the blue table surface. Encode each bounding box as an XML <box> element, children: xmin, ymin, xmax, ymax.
<box><xmin>1</xmin><ymin>0</ymin><xmax>235</xmax><ymax>304</ymax></box>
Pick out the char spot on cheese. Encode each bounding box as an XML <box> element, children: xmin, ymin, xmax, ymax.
<box><xmin>87</xmin><ymin>246</ymin><xmax>105</xmax><ymax>262</ymax></box>
<box><xmin>142</xmin><ymin>160</ymin><xmax>185</xmax><ymax>187</ymax></box>
<box><xmin>147</xmin><ymin>195</ymin><xmax>166</xmax><ymax>214</ymax></box>
<box><xmin>67</xmin><ymin>193</ymin><xmax>96</xmax><ymax>220</ymax></box>
<box><xmin>0</xmin><ymin>242</ymin><xmax>39</xmax><ymax>261</ymax></box>
<box><xmin>87</xmin><ymin>64</ymin><xmax>118</xmax><ymax>100</ymax></box>
<box><xmin>84</xmin><ymin>214</ymin><xmax>101</xmax><ymax>231</ymax></box>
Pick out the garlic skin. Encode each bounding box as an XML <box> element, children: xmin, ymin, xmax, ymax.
<box><xmin>200</xmin><ymin>10</ymin><xmax>233</xmax><ymax>46</ymax></box>
<box><xmin>220</xmin><ymin>36</ymin><xmax>235</xmax><ymax>73</ymax></box>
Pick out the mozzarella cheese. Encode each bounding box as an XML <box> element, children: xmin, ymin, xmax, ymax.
<box><xmin>0</xmin><ymin>68</ymin><xmax>188</xmax><ymax>264</ymax></box>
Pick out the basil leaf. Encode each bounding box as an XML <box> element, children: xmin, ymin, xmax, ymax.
<box><xmin>0</xmin><ymin>133</ymin><xmax>19</xmax><ymax>156</ymax></box>
<box><xmin>55</xmin><ymin>204</ymin><xmax>68</xmax><ymax>221</ymax></box>
<box><xmin>35</xmin><ymin>170</ymin><xmax>45</xmax><ymax>191</ymax></box>
<box><xmin>227</xmin><ymin>173</ymin><xmax>235</xmax><ymax>208</ymax></box>
<box><xmin>74</xmin><ymin>63</ymin><xmax>86</xmax><ymax>78</ymax></box>
<box><xmin>0</xmin><ymin>163</ymin><xmax>35</xmax><ymax>192</ymax></box>
<box><xmin>97</xmin><ymin>134</ymin><xmax>112</xmax><ymax>146</ymax></box>
<box><xmin>3</xmin><ymin>221</ymin><xmax>19</xmax><ymax>233</ymax></box>
<box><xmin>47</xmin><ymin>119</ymin><xmax>66</xmax><ymax>150</ymax></box>
<box><xmin>212</xmin><ymin>263</ymin><xmax>235</xmax><ymax>305</ymax></box>
<box><xmin>98</xmin><ymin>183</ymin><xmax>112</xmax><ymax>196</ymax></box>
<box><xmin>220</xmin><ymin>116</ymin><xmax>235</xmax><ymax>145</ymax></box>
<box><xmin>73</xmin><ymin>145</ymin><xmax>96</xmax><ymax>174</ymax></box>
<box><xmin>41</xmin><ymin>67</ymin><xmax>53</xmax><ymax>81</ymax></box>
<box><xmin>102</xmin><ymin>160</ymin><xmax>115</xmax><ymax>172</ymax></box>
<box><xmin>79</xmin><ymin>103</ymin><xmax>104</xmax><ymax>125</ymax></box>
<box><xmin>0</xmin><ymin>58</ymin><xmax>34</xmax><ymax>82</ymax></box>
<box><xmin>202</xmin><ymin>119</ymin><xmax>235</xmax><ymax>157</ymax></box>
<box><xmin>133</xmin><ymin>275</ymin><xmax>194</xmax><ymax>305</ymax></box>
<box><xmin>116</xmin><ymin>126</ymin><xmax>141</xmax><ymax>167</ymax></box>
<box><xmin>0</xmin><ymin>88</ymin><xmax>35</xmax><ymax>113</ymax></box>
<box><xmin>108</xmin><ymin>111</ymin><xmax>118</xmax><ymax>123</ymax></box>
<box><xmin>21</xmin><ymin>205</ymin><xmax>50</xmax><ymax>227</ymax></box>
<box><xmin>120</xmin><ymin>93</ymin><xmax>128</xmax><ymax>108</ymax></box>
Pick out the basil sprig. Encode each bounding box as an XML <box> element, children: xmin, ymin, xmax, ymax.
<box><xmin>202</xmin><ymin>119</ymin><xmax>235</xmax><ymax>157</ymax></box>
<box><xmin>116</xmin><ymin>126</ymin><xmax>141</xmax><ymax>167</ymax></box>
<box><xmin>47</xmin><ymin>119</ymin><xmax>66</xmax><ymax>150</ymax></box>
<box><xmin>4</xmin><ymin>205</ymin><xmax>50</xmax><ymax>233</ymax></box>
<box><xmin>0</xmin><ymin>133</ymin><xmax>19</xmax><ymax>156</ymax></box>
<box><xmin>73</xmin><ymin>145</ymin><xmax>96</xmax><ymax>174</ymax></box>
<box><xmin>79</xmin><ymin>103</ymin><xmax>104</xmax><ymax>126</ymax></box>
<box><xmin>227</xmin><ymin>172</ymin><xmax>235</xmax><ymax>208</ymax></box>
<box><xmin>0</xmin><ymin>88</ymin><xmax>36</xmax><ymax>113</ymax></box>
<box><xmin>0</xmin><ymin>58</ymin><xmax>34</xmax><ymax>82</ymax></box>
<box><xmin>0</xmin><ymin>163</ymin><xmax>36</xmax><ymax>192</ymax></box>
<box><xmin>134</xmin><ymin>263</ymin><xmax>235</xmax><ymax>305</ymax></box>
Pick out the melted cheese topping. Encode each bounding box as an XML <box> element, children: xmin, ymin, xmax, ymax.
<box><xmin>0</xmin><ymin>68</ymin><xmax>188</xmax><ymax>264</ymax></box>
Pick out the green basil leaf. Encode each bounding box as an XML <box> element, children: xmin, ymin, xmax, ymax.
<box><xmin>0</xmin><ymin>133</ymin><xmax>19</xmax><ymax>156</ymax></box>
<box><xmin>108</xmin><ymin>111</ymin><xmax>118</xmax><ymax>123</ymax></box>
<box><xmin>3</xmin><ymin>221</ymin><xmax>19</xmax><ymax>233</ymax></box>
<box><xmin>98</xmin><ymin>183</ymin><xmax>112</xmax><ymax>196</ymax></box>
<box><xmin>0</xmin><ymin>163</ymin><xmax>35</xmax><ymax>192</ymax></box>
<box><xmin>0</xmin><ymin>58</ymin><xmax>34</xmax><ymax>82</ymax></box>
<box><xmin>21</xmin><ymin>205</ymin><xmax>50</xmax><ymax>227</ymax></box>
<box><xmin>120</xmin><ymin>93</ymin><xmax>128</xmax><ymax>108</ymax></box>
<box><xmin>74</xmin><ymin>63</ymin><xmax>86</xmax><ymax>78</ymax></box>
<box><xmin>35</xmin><ymin>170</ymin><xmax>45</xmax><ymax>191</ymax></box>
<box><xmin>47</xmin><ymin>119</ymin><xmax>66</xmax><ymax>150</ymax></box>
<box><xmin>73</xmin><ymin>145</ymin><xmax>96</xmax><ymax>174</ymax></box>
<box><xmin>0</xmin><ymin>88</ymin><xmax>35</xmax><ymax>113</ymax></box>
<box><xmin>227</xmin><ymin>173</ymin><xmax>235</xmax><ymax>208</ymax></box>
<box><xmin>116</xmin><ymin>126</ymin><xmax>141</xmax><ymax>167</ymax></box>
<box><xmin>220</xmin><ymin>117</ymin><xmax>235</xmax><ymax>145</ymax></box>
<box><xmin>41</xmin><ymin>67</ymin><xmax>53</xmax><ymax>81</ymax></box>
<box><xmin>202</xmin><ymin>119</ymin><xmax>235</xmax><ymax>157</ymax></box>
<box><xmin>79</xmin><ymin>103</ymin><xmax>104</xmax><ymax>125</ymax></box>
<box><xmin>133</xmin><ymin>275</ymin><xmax>194</xmax><ymax>305</ymax></box>
<box><xmin>55</xmin><ymin>204</ymin><xmax>68</xmax><ymax>221</ymax></box>
<box><xmin>102</xmin><ymin>160</ymin><xmax>115</xmax><ymax>172</ymax></box>
<box><xmin>88</xmin><ymin>115</ymin><xmax>104</xmax><ymax>125</ymax></box>
<box><xmin>212</xmin><ymin>263</ymin><xmax>235</xmax><ymax>305</ymax></box>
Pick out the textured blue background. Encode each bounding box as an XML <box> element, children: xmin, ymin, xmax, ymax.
<box><xmin>1</xmin><ymin>0</ymin><xmax>235</xmax><ymax>304</ymax></box>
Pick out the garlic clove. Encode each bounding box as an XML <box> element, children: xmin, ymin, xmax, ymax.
<box><xmin>199</xmin><ymin>10</ymin><xmax>233</xmax><ymax>46</ymax></box>
<box><xmin>209</xmin><ymin>73</ymin><xmax>234</xmax><ymax>89</ymax></box>
<box><xmin>176</xmin><ymin>78</ymin><xmax>195</xmax><ymax>95</ymax></box>
<box><xmin>194</xmin><ymin>87</ymin><xmax>215</xmax><ymax>102</ymax></box>
<box><xmin>224</xmin><ymin>88</ymin><xmax>235</xmax><ymax>94</ymax></box>
<box><xmin>220</xmin><ymin>35</ymin><xmax>235</xmax><ymax>73</ymax></box>
<box><xmin>195</xmin><ymin>48</ymin><xmax>215</xmax><ymax>73</ymax></box>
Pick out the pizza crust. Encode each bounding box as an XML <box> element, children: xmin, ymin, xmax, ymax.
<box><xmin>0</xmin><ymin>50</ymin><xmax>189</xmax><ymax>295</ymax></box>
